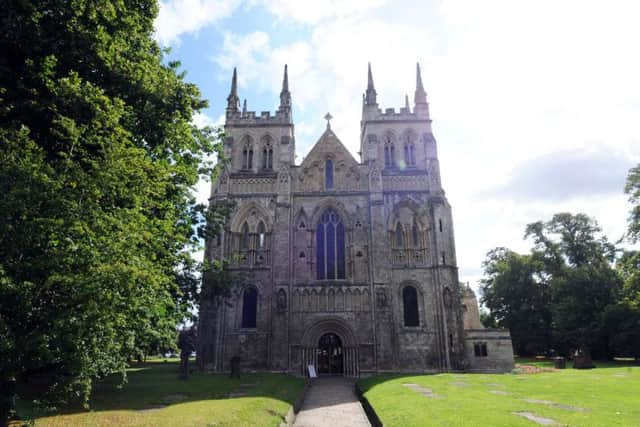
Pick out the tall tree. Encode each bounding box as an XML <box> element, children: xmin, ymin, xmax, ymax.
<box><xmin>625</xmin><ymin>164</ymin><xmax>640</xmax><ymax>242</ymax></box>
<box><xmin>0</xmin><ymin>0</ymin><xmax>219</xmax><ymax>422</ymax></box>
<box><xmin>481</xmin><ymin>213</ymin><xmax>621</xmax><ymax>359</ymax></box>
<box><xmin>480</xmin><ymin>248</ymin><xmax>552</xmax><ymax>355</ymax></box>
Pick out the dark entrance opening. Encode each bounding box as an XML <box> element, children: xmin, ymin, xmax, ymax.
<box><xmin>317</xmin><ymin>333</ymin><xmax>343</xmax><ymax>375</ymax></box>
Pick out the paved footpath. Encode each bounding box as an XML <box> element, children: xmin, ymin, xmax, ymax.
<box><xmin>293</xmin><ymin>377</ymin><xmax>371</xmax><ymax>427</ymax></box>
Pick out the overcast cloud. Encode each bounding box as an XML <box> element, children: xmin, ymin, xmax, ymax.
<box><xmin>155</xmin><ymin>0</ymin><xmax>640</xmax><ymax>288</ymax></box>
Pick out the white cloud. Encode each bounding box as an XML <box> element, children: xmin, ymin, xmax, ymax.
<box><xmin>248</xmin><ymin>0</ymin><xmax>388</xmax><ymax>24</ymax></box>
<box><xmin>202</xmin><ymin>0</ymin><xmax>640</xmax><ymax>283</ymax></box>
<box><xmin>192</xmin><ymin>111</ymin><xmax>224</xmax><ymax>128</ymax></box>
<box><xmin>155</xmin><ymin>0</ymin><xmax>242</xmax><ymax>46</ymax></box>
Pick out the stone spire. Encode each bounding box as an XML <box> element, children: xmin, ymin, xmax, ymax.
<box><xmin>414</xmin><ymin>62</ymin><xmax>427</xmax><ymax>105</ymax></box>
<box><xmin>365</xmin><ymin>62</ymin><xmax>377</xmax><ymax>106</ymax></box>
<box><xmin>226</xmin><ymin>67</ymin><xmax>240</xmax><ymax>116</ymax></box>
<box><xmin>242</xmin><ymin>99</ymin><xmax>247</xmax><ymax>116</ymax></box>
<box><xmin>279</xmin><ymin>64</ymin><xmax>291</xmax><ymax>115</ymax></box>
<box><xmin>405</xmin><ymin>94</ymin><xmax>410</xmax><ymax>111</ymax></box>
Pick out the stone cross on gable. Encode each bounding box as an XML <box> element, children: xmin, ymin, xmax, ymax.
<box><xmin>324</xmin><ymin>112</ymin><xmax>333</xmax><ymax>129</ymax></box>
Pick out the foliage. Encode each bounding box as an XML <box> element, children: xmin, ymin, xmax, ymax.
<box><xmin>480</xmin><ymin>248</ymin><xmax>551</xmax><ymax>355</ymax></box>
<box><xmin>625</xmin><ymin>164</ymin><xmax>640</xmax><ymax>242</ymax></box>
<box><xmin>0</xmin><ymin>0</ymin><xmax>226</xmax><ymax>418</ymax></box>
<box><xmin>18</xmin><ymin>360</ymin><xmax>304</xmax><ymax>426</ymax></box>
<box><xmin>481</xmin><ymin>213</ymin><xmax>622</xmax><ymax>357</ymax></box>
<box><xmin>358</xmin><ymin>363</ymin><xmax>640</xmax><ymax>427</ymax></box>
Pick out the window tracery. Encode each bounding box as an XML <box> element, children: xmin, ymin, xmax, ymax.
<box><xmin>384</xmin><ymin>133</ymin><xmax>396</xmax><ymax>169</ymax></box>
<box><xmin>316</xmin><ymin>208</ymin><xmax>345</xmax><ymax>280</ymax></box>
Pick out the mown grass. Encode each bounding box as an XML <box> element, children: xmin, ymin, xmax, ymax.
<box><xmin>358</xmin><ymin>361</ymin><xmax>639</xmax><ymax>427</ymax></box>
<box><xmin>17</xmin><ymin>359</ymin><xmax>304</xmax><ymax>427</ymax></box>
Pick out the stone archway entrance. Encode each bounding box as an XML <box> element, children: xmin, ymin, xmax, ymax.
<box><xmin>317</xmin><ymin>333</ymin><xmax>343</xmax><ymax>375</ymax></box>
<box><xmin>299</xmin><ymin>319</ymin><xmax>359</xmax><ymax>377</ymax></box>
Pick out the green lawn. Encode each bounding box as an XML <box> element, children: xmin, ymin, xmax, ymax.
<box><xmin>17</xmin><ymin>359</ymin><xmax>304</xmax><ymax>427</ymax></box>
<box><xmin>358</xmin><ymin>361</ymin><xmax>640</xmax><ymax>427</ymax></box>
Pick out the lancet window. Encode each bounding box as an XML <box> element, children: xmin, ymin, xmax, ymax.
<box><xmin>262</xmin><ymin>140</ymin><xmax>273</xmax><ymax>170</ymax></box>
<box><xmin>325</xmin><ymin>159</ymin><xmax>334</xmax><ymax>190</ymax></box>
<box><xmin>403</xmin><ymin>286</ymin><xmax>420</xmax><ymax>327</ymax></box>
<box><xmin>241</xmin><ymin>287</ymin><xmax>258</xmax><ymax>328</ymax></box>
<box><xmin>242</xmin><ymin>139</ymin><xmax>254</xmax><ymax>170</ymax></box>
<box><xmin>404</xmin><ymin>133</ymin><xmax>416</xmax><ymax>167</ymax></box>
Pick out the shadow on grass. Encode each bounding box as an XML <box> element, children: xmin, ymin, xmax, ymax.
<box><xmin>16</xmin><ymin>359</ymin><xmax>304</xmax><ymax>423</ymax></box>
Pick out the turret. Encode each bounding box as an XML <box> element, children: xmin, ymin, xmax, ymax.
<box><xmin>414</xmin><ymin>63</ymin><xmax>430</xmax><ymax>118</ymax></box>
<box><xmin>226</xmin><ymin>67</ymin><xmax>240</xmax><ymax>117</ymax></box>
<box><xmin>364</xmin><ymin>62</ymin><xmax>377</xmax><ymax>106</ymax></box>
<box><xmin>278</xmin><ymin>65</ymin><xmax>292</xmax><ymax>120</ymax></box>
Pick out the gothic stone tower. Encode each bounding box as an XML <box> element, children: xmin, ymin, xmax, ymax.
<box><xmin>197</xmin><ymin>63</ymin><xmax>512</xmax><ymax>375</ymax></box>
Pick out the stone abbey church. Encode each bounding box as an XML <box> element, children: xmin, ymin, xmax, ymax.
<box><xmin>197</xmin><ymin>64</ymin><xmax>513</xmax><ymax>376</ymax></box>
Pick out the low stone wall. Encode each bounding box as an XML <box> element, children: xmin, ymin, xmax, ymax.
<box><xmin>464</xmin><ymin>329</ymin><xmax>515</xmax><ymax>373</ymax></box>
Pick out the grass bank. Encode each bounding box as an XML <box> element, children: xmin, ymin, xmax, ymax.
<box><xmin>358</xmin><ymin>361</ymin><xmax>639</xmax><ymax>427</ymax></box>
<box><xmin>17</xmin><ymin>359</ymin><xmax>304</xmax><ymax>427</ymax></box>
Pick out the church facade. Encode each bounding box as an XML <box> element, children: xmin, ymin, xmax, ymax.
<box><xmin>197</xmin><ymin>64</ymin><xmax>514</xmax><ymax>376</ymax></box>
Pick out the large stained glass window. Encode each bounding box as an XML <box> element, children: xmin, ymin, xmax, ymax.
<box><xmin>316</xmin><ymin>209</ymin><xmax>345</xmax><ymax>280</ymax></box>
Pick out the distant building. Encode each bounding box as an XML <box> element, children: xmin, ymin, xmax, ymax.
<box><xmin>198</xmin><ymin>64</ymin><xmax>513</xmax><ymax>375</ymax></box>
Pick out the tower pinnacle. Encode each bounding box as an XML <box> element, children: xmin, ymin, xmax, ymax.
<box><xmin>365</xmin><ymin>62</ymin><xmax>377</xmax><ymax>106</ymax></box>
<box><xmin>226</xmin><ymin>67</ymin><xmax>240</xmax><ymax>115</ymax></box>
<box><xmin>414</xmin><ymin>62</ymin><xmax>427</xmax><ymax>105</ymax></box>
<box><xmin>279</xmin><ymin>64</ymin><xmax>292</xmax><ymax>116</ymax></box>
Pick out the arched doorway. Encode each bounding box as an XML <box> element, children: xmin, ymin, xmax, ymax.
<box><xmin>317</xmin><ymin>333</ymin><xmax>344</xmax><ymax>375</ymax></box>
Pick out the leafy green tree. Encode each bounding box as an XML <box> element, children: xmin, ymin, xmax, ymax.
<box><xmin>0</xmin><ymin>0</ymin><xmax>222</xmax><ymax>422</ymax></box>
<box><xmin>481</xmin><ymin>213</ymin><xmax>623</xmax><ymax>359</ymax></box>
<box><xmin>525</xmin><ymin>213</ymin><xmax>620</xmax><ymax>358</ymax></box>
<box><xmin>603</xmin><ymin>251</ymin><xmax>640</xmax><ymax>361</ymax></box>
<box><xmin>625</xmin><ymin>165</ymin><xmax>640</xmax><ymax>242</ymax></box>
<box><xmin>480</xmin><ymin>248</ymin><xmax>552</xmax><ymax>355</ymax></box>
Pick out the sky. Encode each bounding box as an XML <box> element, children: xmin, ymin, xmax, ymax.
<box><xmin>154</xmin><ymin>0</ymin><xmax>640</xmax><ymax>289</ymax></box>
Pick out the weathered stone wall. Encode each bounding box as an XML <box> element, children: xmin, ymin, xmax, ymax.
<box><xmin>464</xmin><ymin>330</ymin><xmax>515</xmax><ymax>373</ymax></box>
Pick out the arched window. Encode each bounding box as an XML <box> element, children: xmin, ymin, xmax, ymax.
<box><xmin>325</xmin><ymin>159</ymin><xmax>334</xmax><ymax>190</ymax></box>
<box><xmin>412</xmin><ymin>220</ymin><xmax>419</xmax><ymax>247</ymax></box>
<box><xmin>404</xmin><ymin>133</ymin><xmax>416</xmax><ymax>167</ymax></box>
<box><xmin>316</xmin><ymin>209</ymin><xmax>345</xmax><ymax>280</ymax></box>
<box><xmin>403</xmin><ymin>286</ymin><xmax>420</xmax><ymax>327</ymax></box>
<box><xmin>240</xmin><ymin>222</ymin><xmax>250</xmax><ymax>250</ymax></box>
<box><xmin>395</xmin><ymin>223</ymin><xmax>404</xmax><ymax>247</ymax></box>
<box><xmin>241</xmin><ymin>287</ymin><xmax>258</xmax><ymax>328</ymax></box>
<box><xmin>384</xmin><ymin>144</ymin><xmax>395</xmax><ymax>168</ymax></box>
<box><xmin>384</xmin><ymin>133</ymin><xmax>396</xmax><ymax>168</ymax></box>
<box><xmin>262</xmin><ymin>143</ymin><xmax>273</xmax><ymax>169</ymax></box>
<box><xmin>242</xmin><ymin>141</ymin><xmax>253</xmax><ymax>170</ymax></box>
<box><xmin>257</xmin><ymin>221</ymin><xmax>266</xmax><ymax>249</ymax></box>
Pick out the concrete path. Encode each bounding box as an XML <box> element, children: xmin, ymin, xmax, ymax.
<box><xmin>293</xmin><ymin>377</ymin><xmax>371</xmax><ymax>427</ymax></box>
